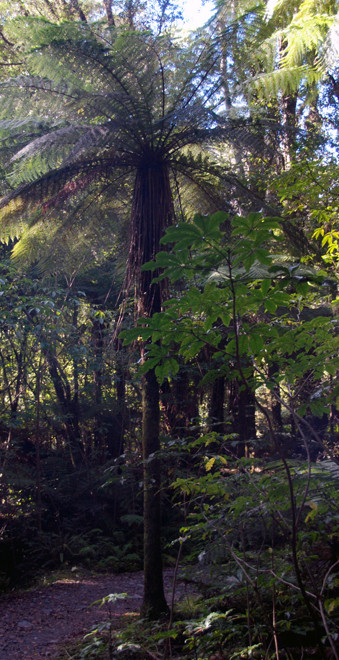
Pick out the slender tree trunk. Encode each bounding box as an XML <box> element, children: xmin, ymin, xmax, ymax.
<box><xmin>208</xmin><ymin>375</ymin><xmax>225</xmax><ymax>434</ymax></box>
<box><xmin>35</xmin><ymin>353</ymin><xmax>43</xmax><ymax>532</ymax></box>
<box><xmin>140</xmin><ymin>366</ymin><xmax>168</xmax><ymax>618</ymax></box>
<box><xmin>128</xmin><ymin>160</ymin><xmax>172</xmax><ymax>618</ymax></box>
<box><xmin>161</xmin><ymin>364</ymin><xmax>200</xmax><ymax>438</ymax></box>
<box><xmin>103</xmin><ymin>0</ymin><xmax>115</xmax><ymax>26</ymax></box>
<box><xmin>115</xmin><ymin>339</ymin><xmax>126</xmax><ymax>457</ymax></box>
<box><xmin>278</xmin><ymin>38</ymin><xmax>297</xmax><ymax>169</ymax></box>
<box><xmin>70</xmin><ymin>0</ymin><xmax>87</xmax><ymax>22</ymax></box>
<box><xmin>72</xmin><ymin>304</ymin><xmax>81</xmax><ymax>449</ymax></box>
<box><xmin>91</xmin><ymin>317</ymin><xmax>105</xmax><ymax>452</ymax></box>
<box><xmin>126</xmin><ymin>0</ymin><xmax>136</xmax><ymax>29</ymax></box>
<box><xmin>281</xmin><ymin>92</ymin><xmax>297</xmax><ymax>168</ymax></box>
<box><xmin>229</xmin><ymin>377</ymin><xmax>256</xmax><ymax>457</ymax></box>
<box><xmin>45</xmin><ymin>350</ymin><xmax>83</xmax><ymax>465</ymax></box>
<box><xmin>42</xmin><ymin>0</ymin><xmax>58</xmax><ymax>18</ymax></box>
<box><xmin>268</xmin><ymin>362</ymin><xmax>283</xmax><ymax>431</ymax></box>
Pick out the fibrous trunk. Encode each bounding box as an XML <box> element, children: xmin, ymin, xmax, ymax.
<box><xmin>129</xmin><ymin>157</ymin><xmax>172</xmax><ymax>618</ymax></box>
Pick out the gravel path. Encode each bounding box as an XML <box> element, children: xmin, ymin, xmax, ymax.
<box><xmin>0</xmin><ymin>568</ymin><xmax>186</xmax><ymax>659</ymax></box>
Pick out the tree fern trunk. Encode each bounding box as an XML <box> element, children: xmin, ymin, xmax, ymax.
<box><xmin>141</xmin><ymin>366</ymin><xmax>168</xmax><ymax>618</ymax></box>
<box><xmin>129</xmin><ymin>159</ymin><xmax>173</xmax><ymax>618</ymax></box>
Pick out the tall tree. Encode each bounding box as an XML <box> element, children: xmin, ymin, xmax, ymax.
<box><xmin>0</xmin><ymin>17</ymin><xmax>268</xmax><ymax>616</ymax></box>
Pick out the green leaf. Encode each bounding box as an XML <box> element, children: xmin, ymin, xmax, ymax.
<box><xmin>248</xmin><ymin>332</ymin><xmax>264</xmax><ymax>355</ymax></box>
<box><xmin>261</xmin><ymin>279</ymin><xmax>271</xmax><ymax>296</ymax></box>
<box><xmin>139</xmin><ymin>357</ymin><xmax>161</xmax><ymax>374</ymax></box>
<box><xmin>220</xmin><ymin>313</ymin><xmax>231</xmax><ymax>327</ymax></box>
<box><xmin>155</xmin><ymin>357</ymin><xmax>179</xmax><ymax>384</ymax></box>
<box><xmin>205</xmin><ymin>457</ymin><xmax>216</xmax><ymax>472</ymax></box>
<box><xmin>325</xmin><ymin>598</ymin><xmax>339</xmax><ymax>615</ymax></box>
<box><xmin>265</xmin><ymin>299</ymin><xmax>277</xmax><ymax>314</ymax></box>
<box><xmin>120</xmin><ymin>326</ymin><xmax>151</xmax><ymax>345</ymax></box>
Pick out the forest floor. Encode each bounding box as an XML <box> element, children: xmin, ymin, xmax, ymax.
<box><xmin>0</xmin><ymin>567</ymin><xmax>190</xmax><ymax>659</ymax></box>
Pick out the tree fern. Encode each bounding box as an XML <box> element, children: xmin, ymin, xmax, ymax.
<box><xmin>0</xmin><ymin>20</ymin><xmax>273</xmax><ymax>274</ymax></box>
<box><xmin>0</xmin><ymin>17</ymin><xmax>281</xmax><ymax>617</ymax></box>
<box><xmin>252</xmin><ymin>0</ymin><xmax>339</xmax><ymax>98</ymax></box>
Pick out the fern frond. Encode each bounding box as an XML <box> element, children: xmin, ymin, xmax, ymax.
<box><xmin>8</xmin><ymin>125</ymin><xmax>111</xmax><ymax>186</ymax></box>
<box><xmin>317</xmin><ymin>12</ymin><xmax>339</xmax><ymax>72</ymax></box>
<box><xmin>0</xmin><ymin>198</ymin><xmax>27</xmax><ymax>242</ymax></box>
<box><xmin>249</xmin><ymin>65</ymin><xmax>321</xmax><ymax>98</ymax></box>
<box><xmin>318</xmin><ymin>459</ymin><xmax>339</xmax><ymax>476</ymax></box>
<box><xmin>281</xmin><ymin>16</ymin><xmax>332</xmax><ymax>68</ymax></box>
<box><xmin>0</xmin><ymin>18</ymin><xmax>290</xmax><ymax>287</ymax></box>
<box><xmin>243</xmin><ymin>0</ymin><xmax>339</xmax><ymax>100</ymax></box>
<box><xmin>11</xmin><ymin>126</ymin><xmax>87</xmax><ymax>163</ymax></box>
<box><xmin>11</xmin><ymin>202</ymin><xmax>122</xmax><ymax>277</ymax></box>
<box><xmin>265</xmin><ymin>0</ymin><xmax>300</xmax><ymax>21</ymax></box>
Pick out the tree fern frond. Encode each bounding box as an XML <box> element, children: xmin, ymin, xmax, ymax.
<box><xmin>280</xmin><ymin>14</ymin><xmax>334</xmax><ymax>69</ymax></box>
<box><xmin>207</xmin><ymin>256</ymin><xmax>327</xmax><ymax>284</ymax></box>
<box><xmin>172</xmin><ymin>159</ymin><xmax>225</xmax><ymax>218</ymax></box>
<box><xmin>241</xmin><ymin>0</ymin><xmax>339</xmax><ymax>101</ymax></box>
<box><xmin>265</xmin><ymin>0</ymin><xmax>299</xmax><ymax>21</ymax></box>
<box><xmin>8</xmin><ymin>125</ymin><xmax>116</xmax><ymax>186</ymax></box>
<box><xmin>318</xmin><ymin>458</ymin><xmax>339</xmax><ymax>475</ymax></box>
<box><xmin>0</xmin><ymin>76</ymin><xmax>78</xmax><ymax>110</ymax></box>
<box><xmin>207</xmin><ymin>262</ymin><xmax>274</xmax><ymax>283</ymax></box>
<box><xmin>10</xmin><ymin>204</ymin><xmax>122</xmax><ymax>277</ymax></box>
<box><xmin>249</xmin><ymin>65</ymin><xmax>321</xmax><ymax>98</ymax></box>
<box><xmin>0</xmin><ymin>198</ymin><xmax>27</xmax><ymax>242</ymax></box>
<box><xmin>0</xmin><ymin>152</ymin><xmax>123</xmax><ymax>217</ymax></box>
<box><xmin>11</xmin><ymin>126</ymin><xmax>88</xmax><ymax>163</ymax></box>
<box><xmin>11</xmin><ymin>220</ymin><xmax>57</xmax><ymax>266</ymax></box>
<box><xmin>0</xmin><ymin>118</ymin><xmax>53</xmax><ymax>137</ymax></box>
<box><xmin>0</xmin><ymin>19</ymin><xmax>289</xmax><ymax>290</ymax></box>
<box><xmin>317</xmin><ymin>12</ymin><xmax>339</xmax><ymax>72</ymax></box>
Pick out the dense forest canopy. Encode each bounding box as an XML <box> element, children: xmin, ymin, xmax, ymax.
<box><xmin>0</xmin><ymin>0</ymin><xmax>338</xmax><ymax>657</ymax></box>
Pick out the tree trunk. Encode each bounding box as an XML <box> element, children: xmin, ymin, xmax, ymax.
<box><xmin>103</xmin><ymin>0</ymin><xmax>115</xmax><ymax>26</ymax></box>
<box><xmin>115</xmin><ymin>339</ymin><xmax>126</xmax><ymax>456</ymax></box>
<box><xmin>35</xmin><ymin>353</ymin><xmax>43</xmax><ymax>532</ymax></box>
<box><xmin>128</xmin><ymin>160</ymin><xmax>172</xmax><ymax>618</ymax></box>
<box><xmin>229</xmin><ymin>378</ymin><xmax>256</xmax><ymax>457</ymax></box>
<box><xmin>279</xmin><ymin>37</ymin><xmax>297</xmax><ymax>169</ymax></box>
<box><xmin>70</xmin><ymin>0</ymin><xmax>87</xmax><ymax>22</ymax></box>
<box><xmin>140</xmin><ymin>366</ymin><xmax>168</xmax><ymax>618</ymax></box>
<box><xmin>91</xmin><ymin>317</ymin><xmax>105</xmax><ymax>452</ymax></box>
<box><xmin>268</xmin><ymin>362</ymin><xmax>283</xmax><ymax>431</ymax></box>
<box><xmin>208</xmin><ymin>375</ymin><xmax>225</xmax><ymax>434</ymax></box>
<box><xmin>45</xmin><ymin>350</ymin><xmax>83</xmax><ymax>465</ymax></box>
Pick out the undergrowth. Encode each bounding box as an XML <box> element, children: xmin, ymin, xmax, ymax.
<box><xmin>56</xmin><ymin>449</ymin><xmax>339</xmax><ymax>660</ymax></box>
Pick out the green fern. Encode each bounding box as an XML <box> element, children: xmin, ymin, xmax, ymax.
<box><xmin>239</xmin><ymin>0</ymin><xmax>339</xmax><ymax>99</ymax></box>
<box><xmin>0</xmin><ymin>19</ymin><xmax>273</xmax><ymax>277</ymax></box>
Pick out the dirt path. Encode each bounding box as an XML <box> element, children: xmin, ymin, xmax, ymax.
<box><xmin>0</xmin><ymin>568</ymin><xmax>186</xmax><ymax>659</ymax></box>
